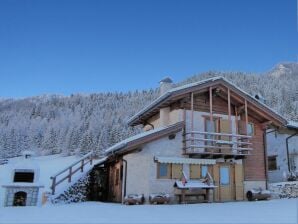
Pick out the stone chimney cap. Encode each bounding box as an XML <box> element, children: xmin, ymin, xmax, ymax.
<box><xmin>159</xmin><ymin>77</ymin><xmax>173</xmax><ymax>84</ymax></box>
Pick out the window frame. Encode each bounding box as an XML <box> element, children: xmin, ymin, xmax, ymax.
<box><xmin>247</xmin><ymin>122</ymin><xmax>255</xmax><ymax>136</ymax></box>
<box><xmin>219</xmin><ymin>166</ymin><xmax>230</xmax><ymax>186</ymax></box>
<box><xmin>268</xmin><ymin>155</ymin><xmax>278</xmax><ymax>171</ymax></box>
<box><xmin>157</xmin><ymin>163</ymin><xmax>172</xmax><ymax>179</ymax></box>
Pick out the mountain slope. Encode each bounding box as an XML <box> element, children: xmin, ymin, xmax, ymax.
<box><xmin>0</xmin><ymin>65</ymin><xmax>297</xmax><ymax>158</ymax></box>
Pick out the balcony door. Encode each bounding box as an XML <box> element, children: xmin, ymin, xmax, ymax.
<box><xmin>205</xmin><ymin>118</ymin><xmax>219</xmax><ymax>153</ymax></box>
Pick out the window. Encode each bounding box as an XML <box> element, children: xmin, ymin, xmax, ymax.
<box><xmin>190</xmin><ymin>164</ymin><xmax>201</xmax><ymax>179</ymax></box>
<box><xmin>201</xmin><ymin>165</ymin><xmax>208</xmax><ymax>178</ymax></box>
<box><xmin>157</xmin><ymin>163</ymin><xmax>171</xmax><ymax>179</ymax></box>
<box><xmin>172</xmin><ymin>164</ymin><xmax>183</xmax><ymax>179</ymax></box>
<box><xmin>268</xmin><ymin>156</ymin><xmax>277</xmax><ymax>171</ymax></box>
<box><xmin>220</xmin><ymin>167</ymin><xmax>230</xmax><ymax>185</ymax></box>
<box><xmin>247</xmin><ymin>123</ymin><xmax>255</xmax><ymax>136</ymax></box>
<box><xmin>14</xmin><ymin>172</ymin><xmax>34</xmax><ymax>183</ymax></box>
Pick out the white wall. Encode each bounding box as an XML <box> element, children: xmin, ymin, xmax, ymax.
<box><xmin>123</xmin><ymin>131</ymin><xmax>184</xmax><ymax>203</ymax></box>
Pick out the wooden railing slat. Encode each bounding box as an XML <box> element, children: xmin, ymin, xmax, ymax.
<box><xmin>50</xmin><ymin>151</ymin><xmax>94</xmax><ymax>195</ymax></box>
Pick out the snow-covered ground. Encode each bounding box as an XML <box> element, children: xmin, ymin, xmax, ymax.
<box><xmin>0</xmin><ymin>199</ymin><xmax>296</xmax><ymax>224</ymax></box>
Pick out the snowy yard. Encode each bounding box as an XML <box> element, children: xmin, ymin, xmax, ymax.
<box><xmin>0</xmin><ymin>199</ymin><xmax>297</xmax><ymax>224</ymax></box>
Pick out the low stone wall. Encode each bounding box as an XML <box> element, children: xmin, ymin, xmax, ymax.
<box><xmin>269</xmin><ymin>181</ymin><xmax>298</xmax><ymax>199</ymax></box>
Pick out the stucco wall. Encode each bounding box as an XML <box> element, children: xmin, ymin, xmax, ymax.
<box><xmin>267</xmin><ymin>129</ymin><xmax>298</xmax><ymax>183</ymax></box>
<box><xmin>123</xmin><ymin>131</ymin><xmax>184</xmax><ymax>203</ymax></box>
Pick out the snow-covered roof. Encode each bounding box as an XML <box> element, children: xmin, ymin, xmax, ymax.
<box><xmin>104</xmin><ymin>122</ymin><xmax>184</xmax><ymax>155</ymax></box>
<box><xmin>287</xmin><ymin>121</ymin><xmax>298</xmax><ymax>129</ymax></box>
<box><xmin>127</xmin><ymin>76</ymin><xmax>287</xmax><ymax>126</ymax></box>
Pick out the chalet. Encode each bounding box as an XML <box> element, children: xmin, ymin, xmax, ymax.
<box><xmin>93</xmin><ymin>77</ymin><xmax>287</xmax><ymax>203</ymax></box>
<box><xmin>267</xmin><ymin>121</ymin><xmax>298</xmax><ymax>183</ymax></box>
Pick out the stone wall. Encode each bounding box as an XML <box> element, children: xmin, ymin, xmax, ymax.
<box><xmin>5</xmin><ymin>186</ymin><xmax>39</xmax><ymax>206</ymax></box>
<box><xmin>269</xmin><ymin>181</ymin><xmax>298</xmax><ymax>199</ymax></box>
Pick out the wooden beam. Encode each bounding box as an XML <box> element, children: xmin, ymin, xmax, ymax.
<box><xmin>237</xmin><ymin>105</ymin><xmax>245</xmax><ymax>114</ymax></box>
<box><xmin>245</xmin><ymin>99</ymin><xmax>248</xmax><ymax>135</ymax></box>
<box><xmin>209</xmin><ymin>87</ymin><xmax>213</xmax><ymax>122</ymax></box>
<box><xmin>261</xmin><ymin>121</ymin><xmax>273</xmax><ymax>130</ymax></box>
<box><xmin>235</xmin><ymin>106</ymin><xmax>239</xmax><ymax>135</ymax></box>
<box><xmin>191</xmin><ymin>92</ymin><xmax>194</xmax><ymax>152</ymax></box>
<box><xmin>228</xmin><ymin>88</ymin><xmax>232</xmax><ymax>138</ymax></box>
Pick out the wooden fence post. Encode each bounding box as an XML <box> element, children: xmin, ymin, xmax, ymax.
<box><xmin>51</xmin><ymin>177</ymin><xmax>56</xmax><ymax>195</ymax></box>
<box><xmin>81</xmin><ymin>159</ymin><xmax>84</xmax><ymax>172</ymax></box>
<box><xmin>68</xmin><ymin>167</ymin><xmax>72</xmax><ymax>182</ymax></box>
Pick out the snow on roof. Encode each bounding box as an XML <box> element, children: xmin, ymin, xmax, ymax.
<box><xmin>174</xmin><ymin>180</ymin><xmax>216</xmax><ymax>189</ymax></box>
<box><xmin>104</xmin><ymin>123</ymin><xmax>183</xmax><ymax>155</ymax></box>
<box><xmin>128</xmin><ymin>77</ymin><xmax>222</xmax><ymax>124</ymax></box>
<box><xmin>128</xmin><ymin>76</ymin><xmax>286</xmax><ymax>125</ymax></box>
<box><xmin>287</xmin><ymin>120</ymin><xmax>298</xmax><ymax>129</ymax></box>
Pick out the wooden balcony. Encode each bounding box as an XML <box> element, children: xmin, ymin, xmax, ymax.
<box><xmin>183</xmin><ymin>131</ymin><xmax>252</xmax><ymax>159</ymax></box>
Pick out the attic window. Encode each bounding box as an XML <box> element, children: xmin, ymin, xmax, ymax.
<box><xmin>14</xmin><ymin>172</ymin><xmax>34</xmax><ymax>183</ymax></box>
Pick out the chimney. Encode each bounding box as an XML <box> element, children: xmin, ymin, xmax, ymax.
<box><xmin>254</xmin><ymin>93</ymin><xmax>266</xmax><ymax>104</ymax></box>
<box><xmin>159</xmin><ymin>77</ymin><xmax>173</xmax><ymax>127</ymax></box>
<box><xmin>159</xmin><ymin>77</ymin><xmax>173</xmax><ymax>95</ymax></box>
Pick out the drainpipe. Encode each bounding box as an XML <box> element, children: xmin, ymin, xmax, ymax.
<box><xmin>264</xmin><ymin>129</ymin><xmax>276</xmax><ymax>189</ymax></box>
<box><xmin>122</xmin><ymin>158</ymin><xmax>128</xmax><ymax>203</ymax></box>
<box><xmin>286</xmin><ymin>132</ymin><xmax>298</xmax><ymax>173</ymax></box>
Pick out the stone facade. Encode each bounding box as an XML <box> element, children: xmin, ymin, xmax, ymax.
<box><xmin>4</xmin><ymin>186</ymin><xmax>39</xmax><ymax>207</ymax></box>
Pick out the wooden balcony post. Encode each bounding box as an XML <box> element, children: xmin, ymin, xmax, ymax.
<box><xmin>245</xmin><ymin>99</ymin><xmax>248</xmax><ymax>135</ymax></box>
<box><xmin>209</xmin><ymin>87</ymin><xmax>213</xmax><ymax>149</ymax></box>
<box><xmin>68</xmin><ymin>167</ymin><xmax>72</xmax><ymax>183</ymax></box>
<box><xmin>209</xmin><ymin>87</ymin><xmax>213</xmax><ymax>123</ymax></box>
<box><xmin>228</xmin><ymin>88</ymin><xmax>231</xmax><ymax>133</ymax></box>
<box><xmin>183</xmin><ymin>108</ymin><xmax>186</xmax><ymax>153</ymax></box>
<box><xmin>191</xmin><ymin>92</ymin><xmax>194</xmax><ymax>152</ymax></box>
<box><xmin>227</xmin><ymin>88</ymin><xmax>232</xmax><ymax>148</ymax></box>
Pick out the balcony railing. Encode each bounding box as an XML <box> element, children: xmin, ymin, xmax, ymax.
<box><xmin>183</xmin><ymin>131</ymin><xmax>252</xmax><ymax>158</ymax></box>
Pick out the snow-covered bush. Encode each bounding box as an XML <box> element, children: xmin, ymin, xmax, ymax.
<box><xmin>52</xmin><ymin>173</ymin><xmax>91</xmax><ymax>204</ymax></box>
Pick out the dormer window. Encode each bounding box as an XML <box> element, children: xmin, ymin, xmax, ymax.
<box><xmin>13</xmin><ymin>170</ymin><xmax>34</xmax><ymax>183</ymax></box>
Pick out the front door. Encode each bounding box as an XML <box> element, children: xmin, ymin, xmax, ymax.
<box><xmin>213</xmin><ymin>164</ymin><xmax>235</xmax><ymax>202</ymax></box>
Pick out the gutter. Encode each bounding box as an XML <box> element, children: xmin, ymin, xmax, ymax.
<box><xmin>286</xmin><ymin>132</ymin><xmax>298</xmax><ymax>173</ymax></box>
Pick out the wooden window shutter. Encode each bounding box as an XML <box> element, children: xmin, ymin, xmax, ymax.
<box><xmin>190</xmin><ymin>164</ymin><xmax>200</xmax><ymax>179</ymax></box>
<box><xmin>172</xmin><ymin>164</ymin><xmax>183</xmax><ymax>179</ymax></box>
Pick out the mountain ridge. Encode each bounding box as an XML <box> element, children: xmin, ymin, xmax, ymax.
<box><xmin>0</xmin><ymin>63</ymin><xmax>297</xmax><ymax>158</ymax></box>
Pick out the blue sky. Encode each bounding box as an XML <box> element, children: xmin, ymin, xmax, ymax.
<box><xmin>0</xmin><ymin>0</ymin><xmax>297</xmax><ymax>98</ymax></box>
